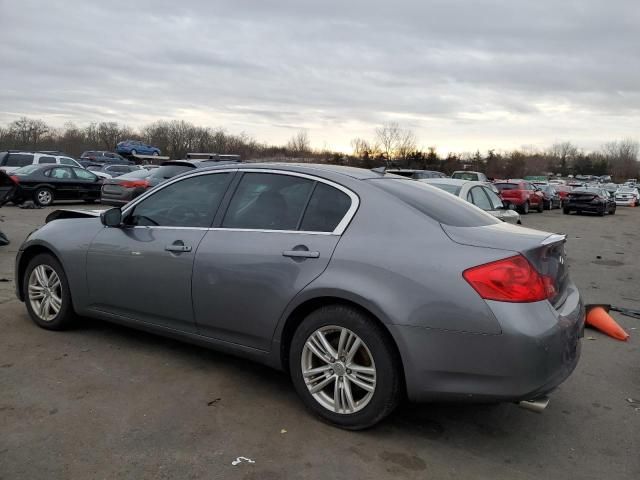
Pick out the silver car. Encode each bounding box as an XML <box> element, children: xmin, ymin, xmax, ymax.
<box><xmin>420</xmin><ymin>178</ymin><xmax>522</xmax><ymax>224</ymax></box>
<box><xmin>15</xmin><ymin>164</ymin><xmax>584</xmax><ymax>429</ymax></box>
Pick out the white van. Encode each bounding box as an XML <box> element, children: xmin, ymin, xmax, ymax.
<box><xmin>0</xmin><ymin>151</ymin><xmax>83</xmax><ymax>173</ymax></box>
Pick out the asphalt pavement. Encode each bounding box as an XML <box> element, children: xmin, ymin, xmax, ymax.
<box><xmin>0</xmin><ymin>203</ymin><xmax>638</xmax><ymax>480</ymax></box>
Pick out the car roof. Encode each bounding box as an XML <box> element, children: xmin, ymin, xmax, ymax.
<box><xmin>193</xmin><ymin>162</ymin><xmax>386</xmax><ymax>180</ymax></box>
<box><xmin>419</xmin><ymin>178</ymin><xmax>485</xmax><ymax>187</ymax></box>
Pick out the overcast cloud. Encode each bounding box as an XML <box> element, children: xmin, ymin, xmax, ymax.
<box><xmin>1</xmin><ymin>0</ymin><xmax>639</xmax><ymax>152</ymax></box>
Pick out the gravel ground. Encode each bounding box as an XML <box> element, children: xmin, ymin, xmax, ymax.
<box><xmin>1</xmin><ymin>203</ymin><xmax>639</xmax><ymax>480</ymax></box>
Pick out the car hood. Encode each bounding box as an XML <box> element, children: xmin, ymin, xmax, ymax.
<box><xmin>45</xmin><ymin>208</ymin><xmax>106</xmax><ymax>223</ymax></box>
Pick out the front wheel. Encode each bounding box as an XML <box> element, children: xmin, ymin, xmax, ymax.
<box><xmin>289</xmin><ymin>305</ymin><xmax>401</xmax><ymax>430</ymax></box>
<box><xmin>130</xmin><ymin>149</ymin><xmax>137</xmax><ymax>156</ymax></box>
<box><xmin>34</xmin><ymin>187</ymin><xmax>54</xmax><ymax>206</ymax></box>
<box><xmin>23</xmin><ymin>254</ymin><xmax>76</xmax><ymax>330</ymax></box>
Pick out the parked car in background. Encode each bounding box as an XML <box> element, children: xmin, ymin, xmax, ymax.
<box><xmin>564</xmin><ymin>188</ymin><xmax>616</xmax><ymax>216</ymax></box>
<box><xmin>0</xmin><ymin>151</ymin><xmax>82</xmax><ymax>173</ymax></box>
<box><xmin>494</xmin><ymin>181</ymin><xmax>545</xmax><ymax>214</ymax></box>
<box><xmin>87</xmin><ymin>164</ymin><xmax>141</xmax><ymax>178</ymax></box>
<box><xmin>116</xmin><ymin>140</ymin><xmax>161</xmax><ymax>156</ymax></box>
<box><xmin>602</xmin><ymin>183</ymin><xmax>620</xmax><ymax>198</ymax></box>
<box><xmin>80</xmin><ymin>151</ymin><xmax>131</xmax><ymax>167</ymax></box>
<box><xmin>451</xmin><ymin>170</ymin><xmax>488</xmax><ymax>182</ymax></box>
<box><xmin>614</xmin><ymin>186</ymin><xmax>640</xmax><ymax>206</ymax></box>
<box><xmin>387</xmin><ymin>169</ymin><xmax>447</xmax><ymax>179</ymax></box>
<box><xmin>421</xmin><ymin>178</ymin><xmax>521</xmax><ymax>224</ymax></box>
<box><xmin>9</xmin><ymin>164</ymin><xmax>102</xmax><ymax>206</ymax></box>
<box><xmin>15</xmin><ymin>163</ymin><xmax>584</xmax><ymax>429</ymax></box>
<box><xmin>100</xmin><ymin>169</ymin><xmax>154</xmax><ymax>206</ymax></box>
<box><xmin>538</xmin><ymin>185</ymin><xmax>563</xmax><ymax>210</ymax></box>
<box><xmin>555</xmin><ymin>185</ymin><xmax>573</xmax><ymax>203</ymax></box>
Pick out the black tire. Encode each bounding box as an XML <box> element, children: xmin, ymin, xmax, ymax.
<box><xmin>289</xmin><ymin>305</ymin><xmax>401</xmax><ymax>430</ymax></box>
<box><xmin>599</xmin><ymin>205</ymin><xmax>606</xmax><ymax>216</ymax></box>
<box><xmin>130</xmin><ymin>149</ymin><xmax>137</xmax><ymax>156</ymax></box>
<box><xmin>610</xmin><ymin>206</ymin><xmax>616</xmax><ymax>215</ymax></box>
<box><xmin>563</xmin><ymin>207</ymin><xmax>570</xmax><ymax>214</ymax></box>
<box><xmin>22</xmin><ymin>253</ymin><xmax>77</xmax><ymax>331</ymax></box>
<box><xmin>520</xmin><ymin>201</ymin><xmax>530</xmax><ymax>215</ymax></box>
<box><xmin>33</xmin><ymin>187</ymin><xmax>54</xmax><ymax>207</ymax></box>
<box><xmin>544</xmin><ymin>200</ymin><xmax>551</xmax><ymax>210</ymax></box>
<box><xmin>537</xmin><ymin>200</ymin><xmax>544</xmax><ymax>213</ymax></box>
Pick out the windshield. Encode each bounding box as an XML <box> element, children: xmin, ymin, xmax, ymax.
<box><xmin>13</xmin><ymin>165</ymin><xmax>42</xmax><ymax>175</ymax></box>
<box><xmin>451</xmin><ymin>172</ymin><xmax>478</xmax><ymax>181</ymax></box>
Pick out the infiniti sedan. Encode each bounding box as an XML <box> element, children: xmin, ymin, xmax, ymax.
<box><xmin>15</xmin><ymin>164</ymin><xmax>584</xmax><ymax>429</ymax></box>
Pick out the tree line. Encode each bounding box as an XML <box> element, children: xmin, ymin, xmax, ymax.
<box><xmin>1</xmin><ymin>117</ymin><xmax>638</xmax><ymax>180</ymax></box>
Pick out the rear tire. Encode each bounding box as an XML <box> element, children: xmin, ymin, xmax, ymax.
<box><xmin>563</xmin><ymin>207</ymin><xmax>570</xmax><ymax>214</ymax></box>
<box><xmin>537</xmin><ymin>200</ymin><xmax>544</xmax><ymax>213</ymax></box>
<box><xmin>289</xmin><ymin>305</ymin><xmax>401</xmax><ymax>430</ymax></box>
<box><xmin>599</xmin><ymin>205</ymin><xmax>606</xmax><ymax>216</ymax></box>
<box><xmin>34</xmin><ymin>187</ymin><xmax>54</xmax><ymax>207</ymax></box>
<box><xmin>520</xmin><ymin>201</ymin><xmax>530</xmax><ymax>215</ymax></box>
<box><xmin>23</xmin><ymin>254</ymin><xmax>77</xmax><ymax>330</ymax></box>
<box><xmin>130</xmin><ymin>149</ymin><xmax>137</xmax><ymax>156</ymax></box>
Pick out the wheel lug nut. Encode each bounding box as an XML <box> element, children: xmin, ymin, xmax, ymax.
<box><xmin>329</xmin><ymin>369</ymin><xmax>334</xmax><ymax>374</ymax></box>
<box><xmin>346</xmin><ymin>369</ymin><xmax>351</xmax><ymax>374</ymax></box>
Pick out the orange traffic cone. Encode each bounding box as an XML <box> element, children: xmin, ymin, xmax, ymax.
<box><xmin>586</xmin><ymin>306</ymin><xmax>629</xmax><ymax>341</ymax></box>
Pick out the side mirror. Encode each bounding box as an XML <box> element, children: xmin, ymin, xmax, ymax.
<box><xmin>100</xmin><ymin>207</ymin><xmax>122</xmax><ymax>227</ymax></box>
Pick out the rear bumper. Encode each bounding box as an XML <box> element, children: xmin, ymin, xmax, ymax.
<box><xmin>564</xmin><ymin>201</ymin><xmax>601</xmax><ymax>211</ymax></box>
<box><xmin>615</xmin><ymin>199</ymin><xmax>636</xmax><ymax>206</ymax></box>
<box><xmin>391</xmin><ymin>282</ymin><xmax>584</xmax><ymax>403</ymax></box>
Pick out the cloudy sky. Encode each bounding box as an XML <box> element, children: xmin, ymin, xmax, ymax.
<box><xmin>1</xmin><ymin>0</ymin><xmax>638</xmax><ymax>153</ymax></box>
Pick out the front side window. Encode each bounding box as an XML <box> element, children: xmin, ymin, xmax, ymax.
<box><xmin>300</xmin><ymin>183</ymin><xmax>352</xmax><ymax>232</ymax></box>
<box><xmin>49</xmin><ymin>167</ymin><xmax>73</xmax><ymax>179</ymax></box>
<box><xmin>223</xmin><ymin>173</ymin><xmax>314</xmax><ymax>230</ymax></box>
<box><xmin>127</xmin><ymin>173</ymin><xmax>231</xmax><ymax>228</ymax></box>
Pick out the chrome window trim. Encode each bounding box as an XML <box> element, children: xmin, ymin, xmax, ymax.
<box><xmin>121</xmin><ymin>168</ymin><xmax>360</xmax><ymax>236</ymax></box>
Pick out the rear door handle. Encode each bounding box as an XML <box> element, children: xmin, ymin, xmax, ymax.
<box><xmin>282</xmin><ymin>250</ymin><xmax>320</xmax><ymax>259</ymax></box>
<box><xmin>165</xmin><ymin>243</ymin><xmax>192</xmax><ymax>253</ymax></box>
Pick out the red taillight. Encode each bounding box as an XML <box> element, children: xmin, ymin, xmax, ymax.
<box><xmin>463</xmin><ymin>255</ymin><xmax>554</xmax><ymax>303</ymax></box>
<box><xmin>9</xmin><ymin>175</ymin><xmax>19</xmax><ymax>184</ymax></box>
<box><xmin>118</xmin><ymin>180</ymin><xmax>149</xmax><ymax>188</ymax></box>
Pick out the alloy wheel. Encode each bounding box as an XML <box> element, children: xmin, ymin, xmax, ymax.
<box><xmin>28</xmin><ymin>265</ymin><xmax>62</xmax><ymax>322</ymax></box>
<box><xmin>301</xmin><ymin>326</ymin><xmax>376</xmax><ymax>414</ymax></box>
<box><xmin>37</xmin><ymin>190</ymin><xmax>52</xmax><ymax>205</ymax></box>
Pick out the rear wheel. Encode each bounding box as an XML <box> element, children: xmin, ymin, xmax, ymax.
<box><xmin>599</xmin><ymin>205</ymin><xmax>606</xmax><ymax>216</ymax></box>
<box><xmin>23</xmin><ymin>254</ymin><xmax>76</xmax><ymax>330</ymax></box>
<box><xmin>520</xmin><ymin>201</ymin><xmax>530</xmax><ymax>215</ymax></box>
<box><xmin>130</xmin><ymin>149</ymin><xmax>137</xmax><ymax>156</ymax></box>
<box><xmin>537</xmin><ymin>200</ymin><xmax>544</xmax><ymax>213</ymax></box>
<box><xmin>289</xmin><ymin>305</ymin><xmax>401</xmax><ymax>430</ymax></box>
<box><xmin>34</xmin><ymin>187</ymin><xmax>54</xmax><ymax>207</ymax></box>
<box><xmin>563</xmin><ymin>207</ymin><xmax>571</xmax><ymax>214</ymax></box>
<box><xmin>610</xmin><ymin>206</ymin><xmax>616</xmax><ymax>215</ymax></box>
<box><xmin>153</xmin><ymin>151</ymin><xmax>159</xmax><ymax>156</ymax></box>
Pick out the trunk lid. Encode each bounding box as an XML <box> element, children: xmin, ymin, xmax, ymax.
<box><xmin>442</xmin><ymin>222</ymin><xmax>569</xmax><ymax>307</ymax></box>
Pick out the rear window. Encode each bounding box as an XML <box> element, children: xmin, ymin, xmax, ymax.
<box><xmin>372</xmin><ymin>179</ymin><xmax>499</xmax><ymax>227</ymax></box>
<box><xmin>13</xmin><ymin>165</ymin><xmax>42</xmax><ymax>175</ymax></box>
<box><xmin>428</xmin><ymin>183</ymin><xmax>462</xmax><ymax>195</ymax></box>
<box><xmin>150</xmin><ymin>165</ymin><xmax>194</xmax><ymax>180</ymax></box>
<box><xmin>494</xmin><ymin>183</ymin><xmax>519</xmax><ymax>191</ymax></box>
<box><xmin>5</xmin><ymin>153</ymin><xmax>34</xmax><ymax>167</ymax></box>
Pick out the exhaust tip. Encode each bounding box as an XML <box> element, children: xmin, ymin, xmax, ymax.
<box><xmin>518</xmin><ymin>396</ymin><xmax>550</xmax><ymax>413</ymax></box>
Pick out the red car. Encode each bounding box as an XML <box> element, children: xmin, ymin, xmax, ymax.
<box><xmin>554</xmin><ymin>185</ymin><xmax>573</xmax><ymax>202</ymax></box>
<box><xmin>494</xmin><ymin>181</ymin><xmax>545</xmax><ymax>214</ymax></box>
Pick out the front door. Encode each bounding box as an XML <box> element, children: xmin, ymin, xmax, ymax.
<box><xmin>86</xmin><ymin>171</ymin><xmax>235</xmax><ymax>331</ymax></box>
<box><xmin>192</xmin><ymin>171</ymin><xmax>356</xmax><ymax>351</ymax></box>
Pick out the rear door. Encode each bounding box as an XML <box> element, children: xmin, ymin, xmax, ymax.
<box><xmin>192</xmin><ymin>171</ymin><xmax>357</xmax><ymax>350</ymax></box>
<box><xmin>46</xmin><ymin>167</ymin><xmax>77</xmax><ymax>199</ymax></box>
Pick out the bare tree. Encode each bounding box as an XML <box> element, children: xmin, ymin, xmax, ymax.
<box><xmin>396</xmin><ymin>129</ymin><xmax>417</xmax><ymax>161</ymax></box>
<box><xmin>374</xmin><ymin>122</ymin><xmax>401</xmax><ymax>162</ymax></box>
<box><xmin>286</xmin><ymin>130</ymin><xmax>311</xmax><ymax>155</ymax></box>
<box><xmin>548</xmin><ymin>141</ymin><xmax>578</xmax><ymax>175</ymax></box>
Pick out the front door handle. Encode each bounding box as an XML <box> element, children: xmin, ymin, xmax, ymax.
<box><xmin>165</xmin><ymin>241</ymin><xmax>192</xmax><ymax>253</ymax></box>
<box><xmin>282</xmin><ymin>250</ymin><xmax>320</xmax><ymax>259</ymax></box>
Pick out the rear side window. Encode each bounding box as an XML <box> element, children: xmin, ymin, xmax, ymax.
<box><xmin>467</xmin><ymin>187</ymin><xmax>493</xmax><ymax>211</ymax></box>
<box><xmin>223</xmin><ymin>173</ymin><xmax>314</xmax><ymax>230</ymax></box>
<box><xmin>372</xmin><ymin>179</ymin><xmax>499</xmax><ymax>227</ymax></box>
<box><xmin>38</xmin><ymin>156</ymin><xmax>56</xmax><ymax>164</ymax></box>
<box><xmin>6</xmin><ymin>154</ymin><xmax>34</xmax><ymax>167</ymax></box>
<box><xmin>60</xmin><ymin>157</ymin><xmax>79</xmax><ymax>166</ymax></box>
<box><xmin>300</xmin><ymin>183</ymin><xmax>351</xmax><ymax>232</ymax></box>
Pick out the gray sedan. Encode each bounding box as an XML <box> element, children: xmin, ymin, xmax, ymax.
<box><xmin>420</xmin><ymin>178</ymin><xmax>522</xmax><ymax>224</ymax></box>
<box><xmin>15</xmin><ymin>164</ymin><xmax>584</xmax><ymax>429</ymax></box>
